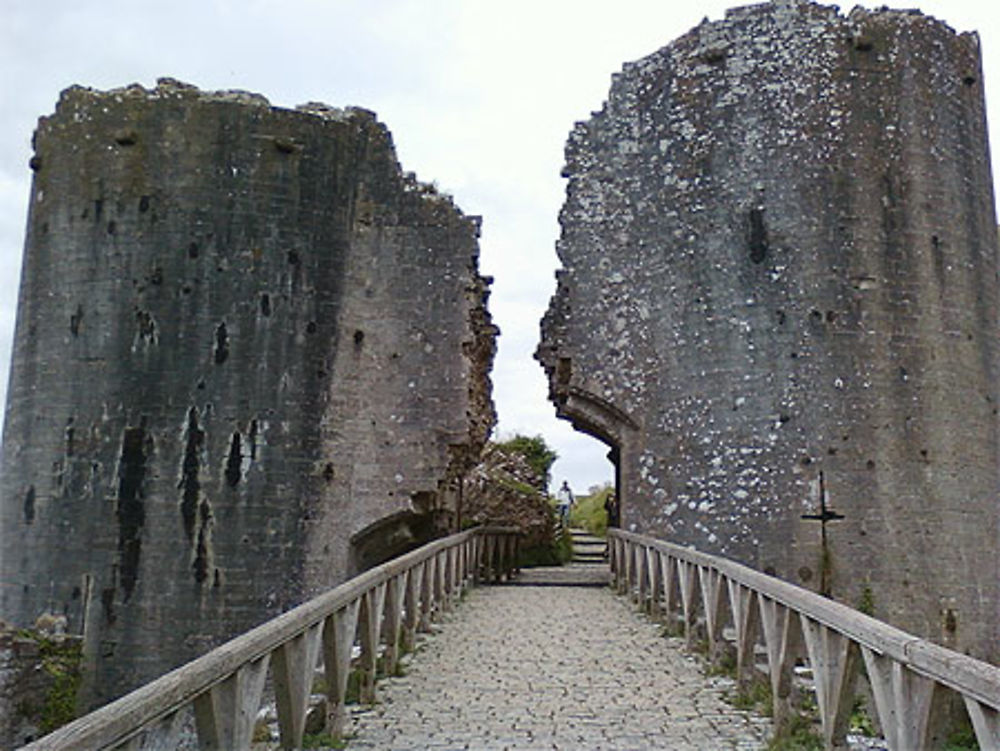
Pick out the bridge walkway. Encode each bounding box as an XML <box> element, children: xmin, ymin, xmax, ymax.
<box><xmin>344</xmin><ymin>576</ymin><xmax>771</xmax><ymax>750</ymax></box>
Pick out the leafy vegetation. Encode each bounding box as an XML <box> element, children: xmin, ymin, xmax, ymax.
<box><xmin>568</xmin><ymin>483</ymin><xmax>614</xmax><ymax>537</ymax></box>
<box><xmin>494</xmin><ymin>434</ymin><xmax>557</xmax><ymax>486</ymax></box>
<box><xmin>15</xmin><ymin>630</ymin><xmax>83</xmax><ymax>734</ymax></box>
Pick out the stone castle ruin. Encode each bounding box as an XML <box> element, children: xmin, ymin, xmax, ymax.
<box><xmin>0</xmin><ymin>79</ymin><xmax>496</xmax><ymax>709</ymax></box>
<box><xmin>538</xmin><ymin>1</ymin><xmax>1000</xmax><ymax>662</ymax></box>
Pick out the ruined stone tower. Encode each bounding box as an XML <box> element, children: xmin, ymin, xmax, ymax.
<box><xmin>0</xmin><ymin>79</ymin><xmax>496</xmax><ymax>706</ymax></box>
<box><xmin>538</xmin><ymin>1</ymin><xmax>999</xmax><ymax>661</ymax></box>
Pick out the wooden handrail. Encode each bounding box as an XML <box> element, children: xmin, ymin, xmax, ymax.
<box><xmin>20</xmin><ymin>526</ymin><xmax>521</xmax><ymax>751</ymax></box>
<box><xmin>608</xmin><ymin>529</ymin><xmax>1000</xmax><ymax>751</ymax></box>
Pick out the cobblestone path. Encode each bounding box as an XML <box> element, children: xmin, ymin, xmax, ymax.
<box><xmin>346</xmin><ymin>585</ymin><xmax>771</xmax><ymax>750</ymax></box>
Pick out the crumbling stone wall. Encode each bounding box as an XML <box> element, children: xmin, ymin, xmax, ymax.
<box><xmin>538</xmin><ymin>1</ymin><xmax>999</xmax><ymax>661</ymax></box>
<box><xmin>0</xmin><ymin>79</ymin><xmax>496</xmax><ymax>708</ymax></box>
<box><xmin>0</xmin><ymin>621</ymin><xmax>82</xmax><ymax>748</ymax></box>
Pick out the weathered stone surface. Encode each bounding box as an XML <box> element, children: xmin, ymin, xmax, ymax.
<box><xmin>0</xmin><ymin>79</ymin><xmax>496</xmax><ymax>707</ymax></box>
<box><xmin>0</xmin><ymin>621</ymin><xmax>83</xmax><ymax>748</ymax></box>
<box><xmin>538</xmin><ymin>1</ymin><xmax>999</xmax><ymax>662</ymax></box>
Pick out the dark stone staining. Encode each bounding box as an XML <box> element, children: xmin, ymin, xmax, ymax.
<box><xmin>214</xmin><ymin>322</ymin><xmax>229</xmax><ymax>364</ymax></box>
<box><xmin>94</xmin><ymin>199</ymin><xmax>103</xmax><ymax>222</ymax></box>
<box><xmin>193</xmin><ymin>519</ymin><xmax>211</xmax><ymax>585</ymax></box>
<box><xmin>70</xmin><ymin>305</ymin><xmax>83</xmax><ymax>337</ymax></box>
<box><xmin>23</xmin><ymin>486</ymin><xmax>35</xmax><ymax>525</ymax></box>
<box><xmin>107</xmin><ymin>221</ymin><xmax>116</xmax><ymax>236</ymax></box>
<box><xmin>116</xmin><ymin>421</ymin><xmax>151</xmax><ymax>602</ymax></box>
<box><xmin>101</xmin><ymin>587</ymin><xmax>116</xmax><ymax>625</ymax></box>
<box><xmin>224</xmin><ymin>432</ymin><xmax>242</xmax><ymax>488</ymax></box>
<box><xmin>746</xmin><ymin>207</ymin><xmax>768</xmax><ymax>264</ymax></box>
<box><xmin>138</xmin><ymin>195</ymin><xmax>150</xmax><ymax>213</ymax></box>
<box><xmin>135</xmin><ymin>309</ymin><xmax>156</xmax><ymax>344</ymax></box>
<box><xmin>260</xmin><ymin>293</ymin><xmax>271</xmax><ymax>317</ymax></box>
<box><xmin>248</xmin><ymin>420</ymin><xmax>259</xmax><ymax>461</ymax></box>
<box><xmin>65</xmin><ymin>418</ymin><xmax>75</xmax><ymax>456</ymax></box>
<box><xmin>179</xmin><ymin>408</ymin><xmax>204</xmax><ymax>541</ymax></box>
<box><xmin>188</xmin><ymin>242</ymin><xmax>199</xmax><ymax>259</ymax></box>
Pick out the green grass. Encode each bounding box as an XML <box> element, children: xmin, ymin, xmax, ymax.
<box><xmin>568</xmin><ymin>484</ymin><xmax>613</xmax><ymax>537</ymax></box>
<box><xmin>767</xmin><ymin>714</ymin><xmax>823</xmax><ymax>751</ymax></box>
<box><xmin>726</xmin><ymin>677</ymin><xmax>773</xmax><ymax>717</ymax></box>
<box><xmin>303</xmin><ymin>731</ymin><xmax>350</xmax><ymax>749</ymax></box>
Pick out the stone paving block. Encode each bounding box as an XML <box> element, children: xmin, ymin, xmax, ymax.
<box><xmin>347</xmin><ymin>585</ymin><xmax>770</xmax><ymax>749</ymax></box>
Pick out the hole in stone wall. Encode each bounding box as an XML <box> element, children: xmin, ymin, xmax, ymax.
<box><xmin>188</xmin><ymin>242</ymin><xmax>199</xmax><ymax>259</ymax></box>
<box><xmin>306</xmin><ymin>321</ymin><xmax>317</xmax><ymax>334</ymax></box>
<box><xmin>287</xmin><ymin>249</ymin><xmax>299</xmax><ymax>265</ymax></box>
<box><xmin>866</xmin><ymin>459</ymin><xmax>876</xmax><ymax>470</ymax></box>
<box><xmin>260</xmin><ymin>294</ymin><xmax>271</xmax><ymax>317</ymax></box>
<box><xmin>323</xmin><ymin>463</ymin><xmax>335</xmax><ymax>482</ymax></box>
<box><xmin>963</xmin><ymin>75</ymin><xmax>977</xmax><ymax>87</ymax></box>
<box><xmin>107</xmin><ymin>221</ymin><xmax>117</xmax><ymax>235</ymax></box>
<box><xmin>354</xmin><ymin>330</ymin><xmax>364</xmax><ymax>347</ymax></box>
<box><xmin>114</xmin><ymin>129</ymin><xmax>138</xmax><ymax>146</ymax></box>
<box><xmin>139</xmin><ymin>196</ymin><xmax>150</xmax><ymax>213</ymax></box>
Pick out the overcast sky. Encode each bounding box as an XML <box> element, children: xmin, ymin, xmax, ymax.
<box><xmin>1</xmin><ymin>0</ymin><xmax>998</xmax><ymax>495</ymax></box>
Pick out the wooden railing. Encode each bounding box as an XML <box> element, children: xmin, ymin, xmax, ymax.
<box><xmin>21</xmin><ymin>527</ymin><xmax>520</xmax><ymax>751</ymax></box>
<box><xmin>608</xmin><ymin>529</ymin><xmax>1000</xmax><ymax>751</ymax></box>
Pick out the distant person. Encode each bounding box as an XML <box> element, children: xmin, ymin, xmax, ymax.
<box><xmin>556</xmin><ymin>480</ymin><xmax>574</xmax><ymax>525</ymax></box>
<box><xmin>604</xmin><ymin>491</ymin><xmax>619</xmax><ymax>528</ymax></box>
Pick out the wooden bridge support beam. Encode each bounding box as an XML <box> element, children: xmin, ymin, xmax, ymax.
<box><xmin>192</xmin><ymin>654</ymin><xmax>270</xmax><ymax>750</ymax></box>
<box><xmin>861</xmin><ymin>646</ymin><xmax>935</xmax><ymax>751</ymax></box>
<box><xmin>801</xmin><ymin>616</ymin><xmax>859</xmax><ymax>749</ymax></box>
<box><xmin>273</xmin><ymin>622</ymin><xmax>324</xmax><ymax>750</ymax></box>
<box><xmin>322</xmin><ymin>600</ymin><xmax>361</xmax><ymax>739</ymax></box>
<box><xmin>381</xmin><ymin>574</ymin><xmax>405</xmax><ymax>677</ymax></box>
<box><xmin>698</xmin><ymin>566</ymin><xmax>727</xmax><ymax>665</ymax></box>
<box><xmin>358</xmin><ymin>584</ymin><xmax>388</xmax><ymax>704</ymax></box>
<box><xmin>759</xmin><ymin>595</ymin><xmax>802</xmax><ymax>730</ymax></box>
<box><xmin>964</xmin><ymin>697</ymin><xmax>1000</xmax><ymax>750</ymax></box>
<box><xmin>726</xmin><ymin>581</ymin><xmax>759</xmax><ymax>691</ymax></box>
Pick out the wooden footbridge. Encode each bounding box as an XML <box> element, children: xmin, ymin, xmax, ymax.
<box><xmin>17</xmin><ymin>527</ymin><xmax>1000</xmax><ymax>751</ymax></box>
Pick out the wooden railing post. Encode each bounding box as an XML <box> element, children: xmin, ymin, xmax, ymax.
<box><xmin>273</xmin><ymin>622</ymin><xmax>324</xmax><ymax>750</ymax></box>
<box><xmin>381</xmin><ymin>574</ymin><xmax>405</xmax><ymax>677</ymax></box>
<box><xmin>192</xmin><ymin>654</ymin><xmax>270</xmax><ymax>750</ymax></box>
<box><xmin>358</xmin><ymin>584</ymin><xmax>387</xmax><ymax>704</ymax></box>
<box><xmin>758</xmin><ymin>595</ymin><xmax>803</xmax><ymax>730</ymax></box>
<box><xmin>322</xmin><ymin>600</ymin><xmax>361</xmax><ymax>739</ymax></box>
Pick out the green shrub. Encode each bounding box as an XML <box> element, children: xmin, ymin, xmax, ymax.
<box><xmin>495</xmin><ymin>434</ymin><xmax>557</xmax><ymax>486</ymax></box>
<box><xmin>568</xmin><ymin>484</ymin><xmax>613</xmax><ymax>537</ymax></box>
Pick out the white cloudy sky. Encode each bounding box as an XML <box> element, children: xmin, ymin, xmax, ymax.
<box><xmin>1</xmin><ymin>0</ymin><xmax>998</xmax><ymax>494</ymax></box>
